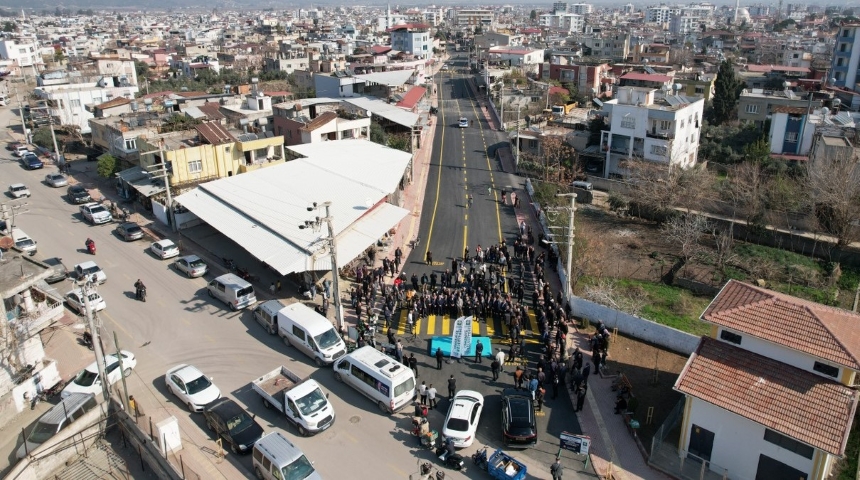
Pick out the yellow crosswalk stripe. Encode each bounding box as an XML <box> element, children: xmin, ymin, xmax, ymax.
<box><xmin>485</xmin><ymin>318</ymin><xmax>494</xmax><ymax>338</ymax></box>
<box><xmin>472</xmin><ymin>319</ymin><xmax>480</xmax><ymax>335</ymax></box>
<box><xmin>426</xmin><ymin>314</ymin><xmax>436</xmax><ymax>336</ymax></box>
<box><xmin>441</xmin><ymin>315</ymin><xmax>451</xmax><ymax>335</ymax></box>
<box><xmin>396</xmin><ymin>310</ymin><xmax>407</xmax><ymax>335</ymax></box>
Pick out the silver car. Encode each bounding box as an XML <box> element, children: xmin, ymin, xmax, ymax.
<box><xmin>173</xmin><ymin>255</ymin><xmax>208</xmax><ymax>278</ymax></box>
<box><xmin>44</xmin><ymin>173</ymin><xmax>69</xmax><ymax>188</ymax></box>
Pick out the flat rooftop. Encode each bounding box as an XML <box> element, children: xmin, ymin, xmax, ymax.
<box><xmin>0</xmin><ymin>254</ymin><xmax>51</xmax><ymax>298</ymax></box>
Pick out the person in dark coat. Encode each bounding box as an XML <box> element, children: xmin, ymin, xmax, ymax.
<box><xmin>491</xmin><ymin>359</ymin><xmax>500</xmax><ymax>381</ymax></box>
<box><xmin>435</xmin><ymin>347</ymin><xmax>444</xmax><ymax>369</ymax></box>
<box><xmin>447</xmin><ymin>375</ymin><xmax>456</xmax><ymax>400</ymax></box>
<box><xmin>582</xmin><ymin>362</ymin><xmax>591</xmax><ymax>385</ymax></box>
<box><xmin>408</xmin><ymin>353</ymin><xmax>418</xmax><ymax>377</ymax></box>
<box><xmin>575</xmin><ymin>385</ymin><xmax>587</xmax><ymax>412</ymax></box>
<box><xmin>475</xmin><ymin>341</ymin><xmax>484</xmax><ymax>363</ymax></box>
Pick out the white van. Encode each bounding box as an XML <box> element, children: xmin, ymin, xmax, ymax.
<box><xmin>12</xmin><ymin>228</ymin><xmax>37</xmax><ymax>255</ymax></box>
<box><xmin>277</xmin><ymin>303</ymin><xmax>346</xmax><ymax>367</ymax></box>
<box><xmin>253</xmin><ymin>299</ymin><xmax>285</xmax><ymax>335</ymax></box>
<box><xmin>17</xmin><ymin>393</ymin><xmax>99</xmax><ymax>458</ymax></box>
<box><xmin>333</xmin><ymin>346</ymin><xmax>416</xmax><ymax>414</ymax></box>
<box><xmin>252</xmin><ymin>431</ymin><xmax>321</xmax><ymax>480</ymax></box>
<box><xmin>207</xmin><ymin>273</ymin><xmax>256</xmax><ymax>311</ymax></box>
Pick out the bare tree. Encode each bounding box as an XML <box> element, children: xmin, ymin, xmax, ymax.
<box><xmin>661</xmin><ymin>213</ymin><xmax>711</xmax><ymax>262</ymax></box>
<box><xmin>541</xmin><ymin>134</ymin><xmax>575</xmax><ymax>183</ymax></box>
<box><xmin>568</xmin><ymin>228</ymin><xmax>608</xmax><ymax>293</ymax></box>
<box><xmin>722</xmin><ymin>161</ymin><xmax>768</xmax><ymax>229</ymax></box>
<box><xmin>623</xmin><ymin>157</ymin><xmax>714</xmax><ymax>219</ymax></box>
<box><xmin>582</xmin><ymin>278</ymin><xmax>648</xmax><ymax>317</ymax></box>
<box><xmin>807</xmin><ymin>151</ymin><xmax>860</xmax><ymax>246</ymax></box>
<box><xmin>711</xmin><ymin>224</ymin><xmax>738</xmax><ymax>277</ymax></box>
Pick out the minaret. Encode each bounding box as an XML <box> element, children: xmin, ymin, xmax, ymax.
<box><xmin>387</xmin><ymin>3</ymin><xmax>391</xmax><ymax>29</ymax></box>
<box><xmin>733</xmin><ymin>0</ymin><xmax>740</xmax><ymax>24</ymax></box>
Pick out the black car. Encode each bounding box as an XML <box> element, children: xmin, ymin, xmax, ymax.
<box><xmin>202</xmin><ymin>398</ymin><xmax>264</xmax><ymax>455</ymax></box>
<box><xmin>115</xmin><ymin>222</ymin><xmax>144</xmax><ymax>241</ymax></box>
<box><xmin>501</xmin><ymin>388</ymin><xmax>538</xmax><ymax>448</ymax></box>
<box><xmin>41</xmin><ymin>257</ymin><xmax>68</xmax><ymax>284</ymax></box>
<box><xmin>24</xmin><ymin>154</ymin><xmax>43</xmax><ymax>170</ymax></box>
<box><xmin>67</xmin><ymin>185</ymin><xmax>92</xmax><ymax>204</ymax></box>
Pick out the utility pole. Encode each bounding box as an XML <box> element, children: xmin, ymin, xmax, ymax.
<box><xmin>144</xmin><ymin>141</ymin><xmax>176</xmax><ymax>232</ymax></box>
<box><xmin>78</xmin><ymin>277</ymin><xmax>110</xmax><ymax>401</ymax></box>
<box><xmin>500</xmin><ymin>81</ymin><xmax>504</xmax><ymax>131</ymax></box>
<box><xmin>555</xmin><ymin>192</ymin><xmax>577</xmax><ymax>303</ymax></box>
<box><xmin>300</xmin><ymin>201</ymin><xmax>345</xmax><ymax>331</ymax></box>
<box><xmin>515</xmin><ymin>106</ymin><xmax>521</xmax><ymax>170</ymax></box>
<box><xmin>15</xmin><ymin>88</ymin><xmax>27</xmax><ymax>143</ymax></box>
<box><xmin>112</xmin><ymin>332</ymin><xmax>131</xmax><ymax>411</ymax></box>
<box><xmin>47</xmin><ymin>114</ymin><xmax>62</xmax><ymax>167</ymax></box>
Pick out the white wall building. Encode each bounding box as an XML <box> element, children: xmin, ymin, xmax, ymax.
<box><xmin>539</xmin><ymin>14</ymin><xmax>585</xmax><ymax>33</ymax></box>
<box><xmin>670</xmin><ymin>15</ymin><xmax>700</xmax><ymax>35</ymax></box>
<box><xmin>570</xmin><ymin>3</ymin><xmax>594</xmax><ymax>14</ymax></box>
<box><xmin>598</xmin><ymin>86</ymin><xmax>705</xmax><ymax>177</ymax></box>
<box><xmin>646</xmin><ymin>5</ymin><xmax>681</xmax><ymax>23</ymax></box>
<box><xmin>0</xmin><ymin>38</ymin><xmax>41</xmax><ymax>70</ymax></box>
<box><xmin>453</xmin><ymin>9</ymin><xmax>494</xmax><ymax>28</ymax></box>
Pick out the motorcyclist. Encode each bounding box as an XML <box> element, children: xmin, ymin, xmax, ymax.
<box><xmin>82</xmin><ymin>331</ymin><xmax>93</xmax><ymax>348</ymax></box>
<box><xmin>445</xmin><ymin>437</ymin><xmax>456</xmax><ymax>458</ymax></box>
<box><xmin>85</xmin><ymin>237</ymin><xmax>95</xmax><ymax>253</ymax></box>
<box><xmin>134</xmin><ymin>279</ymin><xmax>146</xmax><ymax>301</ymax></box>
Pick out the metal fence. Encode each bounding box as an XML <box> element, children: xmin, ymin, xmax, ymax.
<box><xmin>649</xmin><ymin>399</ymin><xmax>730</xmax><ymax>480</ymax></box>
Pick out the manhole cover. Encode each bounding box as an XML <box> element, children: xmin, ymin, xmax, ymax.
<box><xmin>349</xmin><ymin>415</ymin><xmax>361</xmax><ymax>424</ymax></box>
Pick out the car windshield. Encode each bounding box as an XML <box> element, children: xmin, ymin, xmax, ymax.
<box><xmin>314</xmin><ymin>329</ymin><xmax>340</xmax><ymax>350</ymax></box>
<box><xmin>164</xmin><ymin>244</ymin><xmax>177</xmax><ymax>251</ymax></box>
<box><xmin>237</xmin><ymin>286</ymin><xmax>254</xmax><ymax>297</ymax></box>
<box><xmin>394</xmin><ymin>377</ymin><xmax>415</xmax><ymax>397</ymax></box>
<box><xmin>282</xmin><ymin>454</ymin><xmax>316</xmax><ymax>480</ymax></box>
<box><xmin>12</xmin><ymin>186</ymin><xmax>25</xmax><ymax>191</ymax></box>
<box><xmin>73</xmin><ymin>369</ymin><xmax>98</xmax><ymax>387</ymax></box>
<box><xmin>27</xmin><ymin>421</ymin><xmax>58</xmax><ymax>444</ymax></box>
<box><xmin>226</xmin><ymin>412</ymin><xmax>255</xmax><ymax>435</ymax></box>
<box><xmin>80</xmin><ymin>265</ymin><xmax>101</xmax><ymax>275</ymax></box>
<box><xmin>446</xmin><ymin>418</ymin><xmax>469</xmax><ymax>431</ymax></box>
<box><xmin>124</xmin><ymin>225</ymin><xmax>141</xmax><ymax>233</ymax></box>
<box><xmin>185</xmin><ymin>375</ymin><xmax>212</xmax><ymax>395</ymax></box>
<box><xmin>188</xmin><ymin>258</ymin><xmax>206</xmax><ymax>268</ymax></box>
<box><xmin>89</xmin><ymin>206</ymin><xmax>107</xmax><ymax>214</ymax></box>
<box><xmin>16</xmin><ymin>239</ymin><xmax>34</xmax><ymax>247</ymax></box>
<box><xmin>295</xmin><ymin>387</ymin><xmax>328</xmax><ymax>416</ymax></box>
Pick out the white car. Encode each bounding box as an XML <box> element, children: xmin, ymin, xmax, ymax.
<box><xmin>74</xmin><ymin>261</ymin><xmax>107</xmax><ymax>284</ymax></box>
<box><xmin>459</xmin><ymin>117</ymin><xmax>469</xmax><ymax>128</ymax></box>
<box><xmin>65</xmin><ymin>289</ymin><xmax>107</xmax><ymax>314</ymax></box>
<box><xmin>79</xmin><ymin>202</ymin><xmax>112</xmax><ymax>225</ymax></box>
<box><xmin>173</xmin><ymin>255</ymin><xmax>208</xmax><ymax>278</ymax></box>
<box><xmin>44</xmin><ymin>173</ymin><xmax>68</xmax><ymax>188</ymax></box>
<box><xmin>150</xmin><ymin>239</ymin><xmax>180</xmax><ymax>259</ymax></box>
<box><xmin>442</xmin><ymin>390</ymin><xmax>484</xmax><ymax>448</ymax></box>
<box><xmin>9</xmin><ymin>183</ymin><xmax>30</xmax><ymax>198</ymax></box>
<box><xmin>61</xmin><ymin>351</ymin><xmax>137</xmax><ymax>398</ymax></box>
<box><xmin>165</xmin><ymin>364</ymin><xmax>221</xmax><ymax>412</ymax></box>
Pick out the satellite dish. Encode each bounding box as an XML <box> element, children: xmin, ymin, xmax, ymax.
<box><xmin>0</xmin><ymin>236</ymin><xmax>13</xmax><ymax>249</ymax></box>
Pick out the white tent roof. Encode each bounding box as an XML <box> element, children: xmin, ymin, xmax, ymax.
<box><xmin>354</xmin><ymin>70</ymin><xmax>414</xmax><ymax>87</ymax></box>
<box><xmin>287</xmin><ymin>140</ymin><xmax>412</xmax><ymax>195</ymax></box>
<box><xmin>175</xmin><ymin>157</ymin><xmax>409</xmax><ymax>275</ymax></box>
<box><xmin>342</xmin><ymin>96</ymin><xmax>419</xmax><ymax>127</ymax></box>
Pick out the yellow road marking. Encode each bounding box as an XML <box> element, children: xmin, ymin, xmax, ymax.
<box><xmin>485</xmin><ymin>318</ymin><xmax>494</xmax><ymax>338</ymax></box>
<box><xmin>441</xmin><ymin>315</ymin><xmax>451</xmax><ymax>335</ymax></box>
<box><xmin>426</xmin><ymin>314</ymin><xmax>436</xmax><ymax>335</ymax></box>
<box><xmin>396</xmin><ymin>309</ymin><xmax>407</xmax><ymax>335</ymax></box>
<box><xmin>101</xmin><ymin>311</ymin><xmax>134</xmax><ymax>342</ymax></box>
<box><xmin>472</xmin><ymin>320</ymin><xmax>480</xmax><ymax>335</ymax></box>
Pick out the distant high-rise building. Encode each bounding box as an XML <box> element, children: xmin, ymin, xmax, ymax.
<box><xmin>831</xmin><ymin>24</ymin><xmax>860</xmax><ymax>99</ymax></box>
<box><xmin>553</xmin><ymin>2</ymin><xmax>568</xmax><ymax>14</ymax></box>
<box><xmin>570</xmin><ymin>3</ymin><xmax>594</xmax><ymax>15</ymax></box>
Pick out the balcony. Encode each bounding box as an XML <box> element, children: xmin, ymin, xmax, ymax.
<box><xmin>5</xmin><ymin>287</ymin><xmax>65</xmax><ymax>339</ymax></box>
<box><xmin>646</xmin><ymin>129</ymin><xmax>674</xmax><ymax>140</ymax></box>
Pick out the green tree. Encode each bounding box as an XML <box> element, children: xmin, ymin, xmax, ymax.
<box><xmin>31</xmin><ymin>128</ymin><xmax>54</xmax><ymax>149</ymax></box>
<box><xmin>1</xmin><ymin>21</ymin><xmax>16</xmax><ymax>32</ymax></box>
<box><xmin>387</xmin><ymin>133</ymin><xmax>411</xmax><ymax>152</ymax></box>
<box><xmin>530</xmin><ymin>10</ymin><xmax>537</xmax><ymax>20</ymax></box>
<box><xmin>96</xmin><ymin>154</ymin><xmax>117</xmax><ymax>179</ymax></box>
<box><xmin>369</xmin><ymin>122</ymin><xmax>386</xmax><ymax>145</ymax></box>
<box><xmin>135</xmin><ymin>60</ymin><xmax>150</xmax><ymax>79</ymax></box>
<box><xmin>712</xmin><ymin>60</ymin><xmax>741</xmax><ymax>125</ymax></box>
<box><xmin>743</xmin><ymin>137</ymin><xmax>771</xmax><ymax>164</ymax></box>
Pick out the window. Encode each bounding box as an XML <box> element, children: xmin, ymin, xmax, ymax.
<box><xmin>70</xmin><ymin>99</ymin><xmax>81</xmax><ymax>108</ymax></box>
<box><xmin>124</xmin><ymin>139</ymin><xmax>136</xmax><ymax>151</ymax></box>
<box><xmin>785</xmin><ymin>132</ymin><xmax>798</xmax><ymax>143</ymax></box>
<box><xmin>188</xmin><ymin>160</ymin><xmax>202</xmax><ymax>173</ymax></box>
<box><xmin>763</xmin><ymin>429</ymin><xmax>814</xmax><ymax>459</ymax></box>
<box><xmin>651</xmin><ymin>145</ymin><xmax>667</xmax><ymax>156</ymax></box>
<box><xmin>838</xmin><ymin>58</ymin><xmax>845</xmax><ymax>67</ymax></box>
<box><xmin>680</xmin><ymin>119</ymin><xmax>685</xmax><ymax>128</ymax></box>
<box><xmin>660</xmin><ymin>120</ymin><xmax>671</xmax><ymax>130</ymax></box>
<box><xmin>844</xmin><ymin>29</ymin><xmax>850</xmax><ymax>37</ymax></box>
<box><xmin>720</xmin><ymin>330</ymin><xmax>742</xmax><ymax>344</ymax></box>
<box><xmin>813</xmin><ymin>361</ymin><xmax>839</xmax><ymax>378</ymax></box>
<box><xmin>745</xmin><ymin>104</ymin><xmax>759</xmax><ymax>114</ymax></box>
<box><xmin>620</xmin><ymin>116</ymin><xmax>635</xmax><ymax>129</ymax></box>
<box><xmin>529</xmin><ymin>140</ymin><xmax>537</xmax><ymax>148</ymax></box>
<box><xmin>840</xmin><ymin>43</ymin><xmax>847</xmax><ymax>52</ymax></box>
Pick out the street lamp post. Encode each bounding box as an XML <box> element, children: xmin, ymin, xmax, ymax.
<box><xmin>76</xmin><ymin>276</ymin><xmax>111</xmax><ymax>401</ymax></box>
<box><xmin>142</xmin><ymin>140</ymin><xmax>177</xmax><ymax>232</ymax></box>
<box><xmin>555</xmin><ymin>192</ymin><xmax>577</xmax><ymax>303</ymax></box>
<box><xmin>300</xmin><ymin>201</ymin><xmax>345</xmax><ymax>331</ymax></box>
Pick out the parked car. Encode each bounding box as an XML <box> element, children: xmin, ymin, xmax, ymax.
<box><xmin>165</xmin><ymin>364</ymin><xmax>221</xmax><ymax>412</ymax></box>
<box><xmin>459</xmin><ymin>117</ymin><xmax>469</xmax><ymax>128</ymax></box>
<box><xmin>173</xmin><ymin>255</ymin><xmax>208</xmax><ymax>278</ymax></box>
<box><xmin>79</xmin><ymin>202</ymin><xmax>112</xmax><ymax>225</ymax></box>
<box><xmin>44</xmin><ymin>173</ymin><xmax>68</xmax><ymax>188</ymax></box>
<box><xmin>8</xmin><ymin>141</ymin><xmax>24</xmax><ymax>152</ymax></box>
<box><xmin>41</xmin><ymin>257</ymin><xmax>68</xmax><ymax>283</ymax></box>
<box><xmin>501</xmin><ymin>388</ymin><xmax>538</xmax><ymax>448</ymax></box>
<box><xmin>150</xmin><ymin>239</ymin><xmax>180</xmax><ymax>259</ymax></box>
<box><xmin>115</xmin><ymin>222</ymin><xmax>144</xmax><ymax>241</ymax></box>
<box><xmin>13</xmin><ymin>144</ymin><xmax>30</xmax><ymax>157</ymax></box>
<box><xmin>65</xmin><ymin>289</ymin><xmax>107</xmax><ymax>314</ymax></box>
<box><xmin>23</xmin><ymin>154</ymin><xmax>43</xmax><ymax>170</ymax></box>
<box><xmin>9</xmin><ymin>183</ymin><xmax>30</xmax><ymax>198</ymax></box>
<box><xmin>61</xmin><ymin>351</ymin><xmax>137</xmax><ymax>398</ymax></box>
<box><xmin>67</xmin><ymin>185</ymin><xmax>92</xmax><ymax>204</ymax></box>
<box><xmin>74</xmin><ymin>261</ymin><xmax>107</xmax><ymax>284</ymax></box>
<box><xmin>442</xmin><ymin>390</ymin><xmax>484</xmax><ymax>448</ymax></box>
<box><xmin>202</xmin><ymin>398</ymin><xmax>264</xmax><ymax>455</ymax></box>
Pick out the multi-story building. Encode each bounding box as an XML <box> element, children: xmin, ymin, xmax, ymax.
<box><xmin>553</xmin><ymin>1</ymin><xmax>569</xmax><ymax>14</ymax></box>
<box><xmin>539</xmin><ymin>13</ymin><xmax>585</xmax><ymax>33</ymax></box>
<box><xmin>388</xmin><ymin>23</ymin><xmax>433</xmax><ymax>60</ymax></box>
<box><xmin>646</xmin><ymin>5</ymin><xmax>681</xmax><ymax>24</ymax></box>
<box><xmin>453</xmin><ymin>9</ymin><xmax>494</xmax><ymax>28</ymax></box>
<box><xmin>830</xmin><ymin>24</ymin><xmax>860</xmax><ymax>93</ymax></box>
<box><xmin>573</xmin><ymin>32</ymin><xmax>631</xmax><ymax>61</ymax></box>
<box><xmin>487</xmin><ymin>47</ymin><xmax>545</xmax><ymax>75</ymax></box>
<box><xmin>673</xmin><ymin>280</ymin><xmax>859</xmax><ymax>480</ymax></box>
<box><xmin>737</xmin><ymin>88</ymin><xmax>821</xmax><ymax>128</ymax></box>
<box><xmin>670</xmin><ymin>15</ymin><xmax>700</xmax><ymax>36</ymax></box>
<box><xmin>542</xmin><ymin>56</ymin><xmax>611</xmax><ymax>98</ymax></box>
<box><xmin>597</xmin><ymin>86</ymin><xmax>705</xmax><ymax>177</ymax></box>
<box><xmin>570</xmin><ymin>3</ymin><xmax>594</xmax><ymax>14</ymax></box>
<box><xmin>0</xmin><ymin>37</ymin><xmax>40</xmax><ymax>70</ymax></box>
<box><xmin>272</xmin><ymin>98</ymin><xmax>371</xmax><ymax>147</ymax></box>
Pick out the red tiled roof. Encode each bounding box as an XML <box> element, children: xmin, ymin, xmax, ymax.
<box><xmin>96</xmin><ymin>97</ymin><xmax>132</xmax><ymax>109</ymax></box>
<box><xmin>548</xmin><ymin>86</ymin><xmax>568</xmax><ymax>96</ymax></box>
<box><xmin>771</xmin><ymin>106</ymin><xmax>807</xmax><ymax>114</ymax></box>
<box><xmin>396</xmin><ymin>86</ymin><xmax>426</xmax><ymax>109</ymax></box>
<box><xmin>371</xmin><ymin>45</ymin><xmax>392</xmax><ymax>55</ymax></box>
<box><xmin>674</xmin><ymin>337</ymin><xmax>858</xmax><ymax>455</ymax></box>
<box><xmin>702</xmin><ymin>280</ymin><xmax>860</xmax><ymax>370</ymax></box>
<box><xmin>300</xmin><ymin>111</ymin><xmax>337</xmax><ymax>132</ymax></box>
<box><xmin>620</xmin><ymin>72</ymin><xmax>672</xmax><ymax>83</ymax></box>
<box><xmin>195</xmin><ymin>122</ymin><xmax>236</xmax><ymax>145</ymax></box>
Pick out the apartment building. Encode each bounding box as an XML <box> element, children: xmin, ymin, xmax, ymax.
<box><xmin>830</xmin><ymin>24</ymin><xmax>860</xmax><ymax>93</ymax></box>
<box><xmin>539</xmin><ymin>13</ymin><xmax>585</xmax><ymax>33</ymax></box>
<box><xmin>388</xmin><ymin>23</ymin><xmax>433</xmax><ymax>60</ymax></box>
<box><xmin>453</xmin><ymin>9</ymin><xmax>494</xmax><ymax>28</ymax></box>
<box><xmin>597</xmin><ymin>86</ymin><xmax>705</xmax><ymax>177</ymax></box>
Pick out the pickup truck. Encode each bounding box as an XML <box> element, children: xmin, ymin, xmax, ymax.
<box><xmin>251</xmin><ymin>366</ymin><xmax>336</xmax><ymax>437</ymax></box>
<box><xmin>79</xmin><ymin>202</ymin><xmax>112</xmax><ymax>225</ymax></box>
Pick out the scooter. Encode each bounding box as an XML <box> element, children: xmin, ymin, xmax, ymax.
<box><xmin>139</xmin><ymin>286</ymin><xmax>147</xmax><ymax>302</ymax></box>
<box><xmin>79</xmin><ymin>331</ymin><xmax>93</xmax><ymax>350</ymax></box>
<box><xmin>86</xmin><ymin>239</ymin><xmax>96</xmax><ymax>255</ymax></box>
<box><xmin>435</xmin><ymin>439</ymin><xmax>465</xmax><ymax>471</ymax></box>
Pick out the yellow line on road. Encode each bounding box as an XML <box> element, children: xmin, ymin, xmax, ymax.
<box><xmin>421</xmin><ymin>78</ymin><xmax>450</xmax><ymax>257</ymax></box>
<box><xmin>101</xmin><ymin>311</ymin><xmax>134</xmax><ymax>342</ymax></box>
<box><xmin>426</xmin><ymin>314</ymin><xmax>436</xmax><ymax>335</ymax></box>
<box><xmin>485</xmin><ymin>318</ymin><xmax>494</xmax><ymax>338</ymax></box>
<box><xmin>472</xmin><ymin>320</ymin><xmax>480</xmax><ymax>335</ymax></box>
<box><xmin>441</xmin><ymin>315</ymin><xmax>451</xmax><ymax>335</ymax></box>
<box><xmin>396</xmin><ymin>309</ymin><xmax>407</xmax><ymax>335</ymax></box>
<box><xmin>462</xmin><ymin>225</ymin><xmax>468</xmax><ymax>260</ymax></box>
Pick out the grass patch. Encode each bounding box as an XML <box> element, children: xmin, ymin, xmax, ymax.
<box><xmin>734</xmin><ymin>243</ymin><xmax>822</xmax><ymax>272</ymax></box>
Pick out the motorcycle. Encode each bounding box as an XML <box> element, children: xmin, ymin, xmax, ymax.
<box><xmin>472</xmin><ymin>446</ymin><xmax>488</xmax><ymax>470</ymax></box>
<box><xmin>139</xmin><ymin>286</ymin><xmax>147</xmax><ymax>302</ymax></box>
<box><xmin>85</xmin><ymin>238</ymin><xmax>96</xmax><ymax>255</ymax></box>
<box><xmin>236</xmin><ymin>266</ymin><xmax>252</xmax><ymax>281</ymax></box>
<box><xmin>435</xmin><ymin>439</ymin><xmax>465</xmax><ymax>471</ymax></box>
<box><xmin>79</xmin><ymin>331</ymin><xmax>94</xmax><ymax>350</ymax></box>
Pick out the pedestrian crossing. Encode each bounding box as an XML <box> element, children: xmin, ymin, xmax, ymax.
<box><xmin>391</xmin><ymin>308</ymin><xmax>540</xmax><ymax>343</ymax></box>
